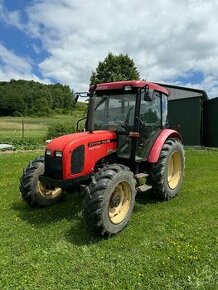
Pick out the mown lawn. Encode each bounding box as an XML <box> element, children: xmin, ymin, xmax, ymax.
<box><xmin>0</xmin><ymin>149</ymin><xmax>217</xmax><ymax>289</ymax></box>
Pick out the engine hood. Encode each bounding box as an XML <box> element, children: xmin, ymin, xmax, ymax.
<box><xmin>46</xmin><ymin>130</ymin><xmax>117</xmax><ymax>152</ymax></box>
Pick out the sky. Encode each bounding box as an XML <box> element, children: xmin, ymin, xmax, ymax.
<box><xmin>0</xmin><ymin>0</ymin><xmax>218</xmax><ymax>98</ymax></box>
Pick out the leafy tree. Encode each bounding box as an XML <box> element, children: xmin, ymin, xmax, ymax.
<box><xmin>0</xmin><ymin>80</ymin><xmax>75</xmax><ymax>116</ymax></box>
<box><xmin>33</xmin><ymin>97</ymin><xmax>51</xmax><ymax>116</ymax></box>
<box><xmin>90</xmin><ymin>53</ymin><xmax>140</xmax><ymax>84</ymax></box>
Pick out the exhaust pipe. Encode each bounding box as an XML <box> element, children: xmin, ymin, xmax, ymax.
<box><xmin>87</xmin><ymin>85</ymin><xmax>96</xmax><ymax>133</ymax></box>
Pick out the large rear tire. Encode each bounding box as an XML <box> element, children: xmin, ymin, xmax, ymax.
<box><xmin>148</xmin><ymin>138</ymin><xmax>185</xmax><ymax>200</ymax></box>
<box><xmin>19</xmin><ymin>157</ymin><xmax>63</xmax><ymax>206</ymax></box>
<box><xmin>83</xmin><ymin>164</ymin><xmax>136</xmax><ymax>236</ymax></box>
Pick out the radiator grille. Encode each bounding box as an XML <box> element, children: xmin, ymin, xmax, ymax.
<box><xmin>45</xmin><ymin>155</ymin><xmax>63</xmax><ymax>180</ymax></box>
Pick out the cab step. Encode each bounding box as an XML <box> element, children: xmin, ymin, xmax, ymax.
<box><xmin>135</xmin><ymin>173</ymin><xmax>149</xmax><ymax>179</ymax></box>
<box><xmin>136</xmin><ymin>184</ymin><xmax>152</xmax><ymax>192</ymax></box>
<box><xmin>135</xmin><ymin>173</ymin><xmax>152</xmax><ymax>192</ymax></box>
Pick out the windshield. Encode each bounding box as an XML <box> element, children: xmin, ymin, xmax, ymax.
<box><xmin>93</xmin><ymin>91</ymin><xmax>163</xmax><ymax>131</ymax></box>
<box><xmin>94</xmin><ymin>94</ymin><xmax>136</xmax><ymax>130</ymax></box>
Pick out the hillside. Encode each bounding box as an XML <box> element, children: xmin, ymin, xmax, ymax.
<box><xmin>0</xmin><ymin>79</ymin><xmax>75</xmax><ymax>116</ymax></box>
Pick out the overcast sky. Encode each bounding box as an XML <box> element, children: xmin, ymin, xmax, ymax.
<box><xmin>0</xmin><ymin>0</ymin><xmax>218</xmax><ymax>98</ymax></box>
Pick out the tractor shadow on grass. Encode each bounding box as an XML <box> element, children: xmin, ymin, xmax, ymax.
<box><xmin>11</xmin><ymin>193</ymin><xmax>82</xmax><ymax>225</ymax></box>
<box><xmin>64</xmin><ymin>222</ymin><xmax>102</xmax><ymax>246</ymax></box>
<box><xmin>11</xmin><ymin>189</ymin><xmax>160</xmax><ymax>246</ymax></box>
<box><xmin>135</xmin><ymin>189</ymin><xmax>159</xmax><ymax>206</ymax></box>
<box><xmin>11</xmin><ymin>190</ymin><xmax>102</xmax><ymax>246</ymax></box>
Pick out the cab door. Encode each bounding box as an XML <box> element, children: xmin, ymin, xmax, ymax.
<box><xmin>136</xmin><ymin>92</ymin><xmax>168</xmax><ymax>161</ymax></box>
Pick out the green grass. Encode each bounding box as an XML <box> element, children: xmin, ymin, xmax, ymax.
<box><xmin>0</xmin><ymin>149</ymin><xmax>217</xmax><ymax>289</ymax></box>
<box><xmin>0</xmin><ymin>109</ymin><xmax>86</xmax><ymax>140</ymax></box>
<box><xmin>0</xmin><ymin>113</ymin><xmax>86</xmax><ymax>149</ymax></box>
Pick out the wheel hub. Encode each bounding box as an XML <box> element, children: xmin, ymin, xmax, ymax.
<box><xmin>38</xmin><ymin>182</ymin><xmax>62</xmax><ymax>199</ymax></box>
<box><xmin>108</xmin><ymin>181</ymin><xmax>131</xmax><ymax>224</ymax></box>
<box><xmin>110</xmin><ymin>192</ymin><xmax>121</xmax><ymax>207</ymax></box>
<box><xmin>167</xmin><ymin>151</ymin><xmax>182</xmax><ymax>189</ymax></box>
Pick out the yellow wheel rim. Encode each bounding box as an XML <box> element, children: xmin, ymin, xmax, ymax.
<box><xmin>167</xmin><ymin>151</ymin><xmax>182</xmax><ymax>189</ymax></box>
<box><xmin>108</xmin><ymin>181</ymin><xmax>131</xmax><ymax>224</ymax></box>
<box><xmin>37</xmin><ymin>182</ymin><xmax>62</xmax><ymax>199</ymax></box>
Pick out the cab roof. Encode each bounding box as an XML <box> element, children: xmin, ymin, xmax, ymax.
<box><xmin>93</xmin><ymin>80</ymin><xmax>169</xmax><ymax>96</ymax></box>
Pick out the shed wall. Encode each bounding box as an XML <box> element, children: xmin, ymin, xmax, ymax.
<box><xmin>168</xmin><ymin>97</ymin><xmax>203</xmax><ymax>146</ymax></box>
<box><xmin>203</xmin><ymin>97</ymin><xmax>218</xmax><ymax>147</ymax></box>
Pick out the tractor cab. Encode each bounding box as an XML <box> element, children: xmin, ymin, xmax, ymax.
<box><xmin>89</xmin><ymin>81</ymin><xmax>169</xmax><ymax>162</ymax></box>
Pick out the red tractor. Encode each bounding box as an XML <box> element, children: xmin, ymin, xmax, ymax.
<box><xmin>20</xmin><ymin>80</ymin><xmax>185</xmax><ymax>236</ymax></box>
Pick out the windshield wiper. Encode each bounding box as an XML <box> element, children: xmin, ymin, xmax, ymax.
<box><xmin>94</xmin><ymin>96</ymin><xmax>107</xmax><ymax>110</ymax></box>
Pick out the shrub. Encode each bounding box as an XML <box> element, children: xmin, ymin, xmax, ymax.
<box><xmin>47</xmin><ymin>123</ymin><xmax>76</xmax><ymax>139</ymax></box>
<box><xmin>0</xmin><ymin>137</ymin><xmax>44</xmax><ymax>150</ymax></box>
<box><xmin>13</xmin><ymin>111</ymin><xmax>23</xmax><ymax>117</ymax></box>
<box><xmin>62</xmin><ymin>108</ymin><xmax>71</xmax><ymax>115</ymax></box>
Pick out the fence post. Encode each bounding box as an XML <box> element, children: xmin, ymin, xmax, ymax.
<box><xmin>22</xmin><ymin>119</ymin><xmax>24</xmax><ymax>139</ymax></box>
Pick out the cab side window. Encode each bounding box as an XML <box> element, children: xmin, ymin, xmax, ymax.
<box><xmin>161</xmin><ymin>94</ymin><xmax>168</xmax><ymax>127</ymax></box>
<box><xmin>140</xmin><ymin>92</ymin><xmax>161</xmax><ymax>126</ymax></box>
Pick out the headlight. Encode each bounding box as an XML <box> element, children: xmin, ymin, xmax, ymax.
<box><xmin>124</xmin><ymin>85</ymin><xmax>132</xmax><ymax>91</ymax></box>
<box><xmin>45</xmin><ymin>149</ymin><xmax>52</xmax><ymax>156</ymax></box>
<box><xmin>55</xmin><ymin>151</ymin><xmax>63</xmax><ymax>158</ymax></box>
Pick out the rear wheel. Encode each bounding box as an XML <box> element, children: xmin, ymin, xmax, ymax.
<box><xmin>19</xmin><ymin>157</ymin><xmax>64</xmax><ymax>206</ymax></box>
<box><xmin>148</xmin><ymin>138</ymin><xmax>185</xmax><ymax>200</ymax></box>
<box><xmin>83</xmin><ymin>164</ymin><xmax>136</xmax><ymax>236</ymax></box>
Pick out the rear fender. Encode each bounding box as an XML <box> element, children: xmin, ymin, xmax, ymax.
<box><xmin>147</xmin><ymin>129</ymin><xmax>181</xmax><ymax>163</ymax></box>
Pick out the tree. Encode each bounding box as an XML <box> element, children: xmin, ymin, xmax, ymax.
<box><xmin>0</xmin><ymin>80</ymin><xmax>75</xmax><ymax>116</ymax></box>
<box><xmin>90</xmin><ymin>53</ymin><xmax>140</xmax><ymax>84</ymax></box>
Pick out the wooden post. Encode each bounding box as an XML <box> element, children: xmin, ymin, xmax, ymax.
<box><xmin>22</xmin><ymin>119</ymin><xmax>24</xmax><ymax>139</ymax></box>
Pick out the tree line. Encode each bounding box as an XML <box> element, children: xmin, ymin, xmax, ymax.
<box><xmin>0</xmin><ymin>53</ymin><xmax>140</xmax><ymax>117</ymax></box>
<box><xmin>0</xmin><ymin>79</ymin><xmax>75</xmax><ymax>116</ymax></box>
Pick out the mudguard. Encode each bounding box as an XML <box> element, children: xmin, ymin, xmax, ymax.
<box><xmin>147</xmin><ymin>129</ymin><xmax>181</xmax><ymax>163</ymax></box>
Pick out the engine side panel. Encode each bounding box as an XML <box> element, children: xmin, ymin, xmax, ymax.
<box><xmin>46</xmin><ymin>131</ymin><xmax>117</xmax><ymax>180</ymax></box>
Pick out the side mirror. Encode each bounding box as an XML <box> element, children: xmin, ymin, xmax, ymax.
<box><xmin>74</xmin><ymin>93</ymin><xmax>80</xmax><ymax>103</ymax></box>
<box><xmin>73</xmin><ymin>92</ymin><xmax>89</xmax><ymax>103</ymax></box>
<box><xmin>143</xmin><ymin>88</ymin><xmax>154</xmax><ymax>102</ymax></box>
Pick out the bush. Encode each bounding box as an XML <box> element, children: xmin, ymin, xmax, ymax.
<box><xmin>62</xmin><ymin>108</ymin><xmax>71</xmax><ymax>115</ymax></box>
<box><xmin>13</xmin><ymin>111</ymin><xmax>23</xmax><ymax>117</ymax></box>
<box><xmin>0</xmin><ymin>137</ymin><xmax>44</xmax><ymax>150</ymax></box>
<box><xmin>47</xmin><ymin>123</ymin><xmax>76</xmax><ymax>139</ymax></box>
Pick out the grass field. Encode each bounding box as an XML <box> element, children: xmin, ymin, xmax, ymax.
<box><xmin>0</xmin><ymin>149</ymin><xmax>217</xmax><ymax>289</ymax></box>
<box><xmin>0</xmin><ymin>114</ymin><xmax>85</xmax><ymax>140</ymax></box>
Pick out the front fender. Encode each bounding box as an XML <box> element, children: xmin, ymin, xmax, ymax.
<box><xmin>147</xmin><ymin>129</ymin><xmax>181</xmax><ymax>163</ymax></box>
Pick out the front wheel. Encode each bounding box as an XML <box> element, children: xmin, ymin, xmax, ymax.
<box><xmin>19</xmin><ymin>157</ymin><xmax>64</xmax><ymax>206</ymax></box>
<box><xmin>148</xmin><ymin>138</ymin><xmax>185</xmax><ymax>200</ymax></box>
<box><xmin>83</xmin><ymin>164</ymin><xmax>136</xmax><ymax>236</ymax></box>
